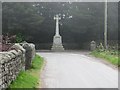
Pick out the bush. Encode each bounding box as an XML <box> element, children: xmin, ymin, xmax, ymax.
<box><xmin>16</xmin><ymin>33</ymin><xmax>24</xmax><ymax>43</ymax></box>
<box><xmin>96</xmin><ymin>43</ymin><xmax>105</xmax><ymax>52</ymax></box>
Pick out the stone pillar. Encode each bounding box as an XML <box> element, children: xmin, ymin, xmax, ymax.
<box><xmin>29</xmin><ymin>43</ymin><xmax>36</xmax><ymax>60</ymax></box>
<box><xmin>90</xmin><ymin>41</ymin><xmax>96</xmax><ymax>51</ymax></box>
<box><xmin>22</xmin><ymin>43</ymin><xmax>32</xmax><ymax>70</ymax></box>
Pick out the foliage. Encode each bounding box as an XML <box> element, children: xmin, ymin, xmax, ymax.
<box><xmin>3</xmin><ymin>2</ymin><xmax>44</xmax><ymax>42</ymax></box>
<box><xmin>8</xmin><ymin>54</ymin><xmax>44</xmax><ymax>89</ymax></box>
<box><xmin>96</xmin><ymin>43</ymin><xmax>105</xmax><ymax>52</ymax></box>
<box><xmin>1</xmin><ymin>34</ymin><xmax>15</xmax><ymax>51</ymax></box>
<box><xmin>16</xmin><ymin>33</ymin><xmax>24</xmax><ymax>43</ymax></box>
<box><xmin>91</xmin><ymin>50</ymin><xmax>119</xmax><ymax>66</ymax></box>
<box><xmin>91</xmin><ymin>43</ymin><xmax>119</xmax><ymax>66</ymax></box>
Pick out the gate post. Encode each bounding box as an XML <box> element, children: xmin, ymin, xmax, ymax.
<box><xmin>90</xmin><ymin>41</ymin><xmax>96</xmax><ymax>51</ymax></box>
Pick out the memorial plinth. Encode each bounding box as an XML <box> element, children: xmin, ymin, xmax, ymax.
<box><xmin>51</xmin><ymin>15</ymin><xmax>64</xmax><ymax>51</ymax></box>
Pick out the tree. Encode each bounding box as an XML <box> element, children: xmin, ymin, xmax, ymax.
<box><xmin>2</xmin><ymin>2</ymin><xmax>118</xmax><ymax>49</ymax></box>
<box><xmin>2</xmin><ymin>2</ymin><xmax>44</xmax><ymax>41</ymax></box>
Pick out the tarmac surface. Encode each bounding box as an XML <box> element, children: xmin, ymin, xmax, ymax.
<box><xmin>38</xmin><ymin>52</ymin><xmax>118</xmax><ymax>88</ymax></box>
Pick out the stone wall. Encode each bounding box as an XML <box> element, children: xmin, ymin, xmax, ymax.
<box><xmin>0</xmin><ymin>43</ymin><xmax>36</xmax><ymax>90</ymax></box>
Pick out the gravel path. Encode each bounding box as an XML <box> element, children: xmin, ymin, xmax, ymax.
<box><xmin>37</xmin><ymin>52</ymin><xmax>118</xmax><ymax>88</ymax></box>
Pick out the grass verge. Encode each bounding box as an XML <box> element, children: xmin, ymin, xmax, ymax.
<box><xmin>8</xmin><ymin>54</ymin><xmax>44</xmax><ymax>89</ymax></box>
<box><xmin>91</xmin><ymin>50</ymin><xmax>119</xmax><ymax>66</ymax></box>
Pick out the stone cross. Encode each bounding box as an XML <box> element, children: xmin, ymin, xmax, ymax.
<box><xmin>54</xmin><ymin>14</ymin><xmax>61</xmax><ymax>36</ymax></box>
<box><xmin>51</xmin><ymin>14</ymin><xmax>64</xmax><ymax>51</ymax></box>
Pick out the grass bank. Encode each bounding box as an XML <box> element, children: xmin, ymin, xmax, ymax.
<box><xmin>91</xmin><ymin>50</ymin><xmax>119</xmax><ymax>66</ymax></box>
<box><xmin>8</xmin><ymin>54</ymin><xmax>44</xmax><ymax>89</ymax></box>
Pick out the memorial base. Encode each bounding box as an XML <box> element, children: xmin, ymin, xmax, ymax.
<box><xmin>51</xmin><ymin>35</ymin><xmax>64</xmax><ymax>51</ymax></box>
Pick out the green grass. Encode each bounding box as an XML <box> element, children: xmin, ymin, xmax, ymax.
<box><xmin>8</xmin><ymin>54</ymin><xmax>44</xmax><ymax>89</ymax></box>
<box><xmin>91</xmin><ymin>50</ymin><xmax>119</xmax><ymax>66</ymax></box>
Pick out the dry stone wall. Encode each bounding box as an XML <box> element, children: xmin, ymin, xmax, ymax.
<box><xmin>0</xmin><ymin>43</ymin><xmax>36</xmax><ymax>90</ymax></box>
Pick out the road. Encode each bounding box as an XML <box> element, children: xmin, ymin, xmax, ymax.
<box><xmin>37</xmin><ymin>52</ymin><xmax>118</xmax><ymax>88</ymax></box>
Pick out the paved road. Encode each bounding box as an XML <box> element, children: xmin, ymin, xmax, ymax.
<box><xmin>38</xmin><ymin>52</ymin><xmax>118</xmax><ymax>88</ymax></box>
